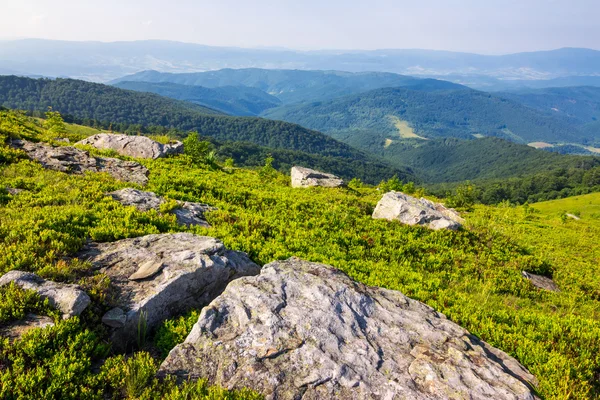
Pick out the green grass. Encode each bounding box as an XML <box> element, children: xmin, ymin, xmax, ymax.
<box><xmin>532</xmin><ymin>192</ymin><xmax>600</xmax><ymax>219</ymax></box>
<box><xmin>1</xmin><ymin>110</ymin><xmax>600</xmax><ymax>399</ymax></box>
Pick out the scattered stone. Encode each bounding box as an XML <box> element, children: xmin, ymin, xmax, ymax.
<box><xmin>372</xmin><ymin>191</ymin><xmax>463</xmax><ymax>230</ymax></box>
<box><xmin>109</xmin><ymin>188</ymin><xmax>213</xmax><ymax>227</ymax></box>
<box><xmin>291</xmin><ymin>166</ymin><xmax>345</xmax><ymax>188</ymax></box>
<box><xmin>159</xmin><ymin>258</ymin><xmax>538</xmax><ymax>400</ymax></box>
<box><xmin>0</xmin><ymin>314</ymin><xmax>55</xmax><ymax>342</ymax></box>
<box><xmin>0</xmin><ymin>271</ymin><xmax>90</xmax><ymax>319</ymax></box>
<box><xmin>77</xmin><ymin>133</ymin><xmax>183</xmax><ymax>159</ymax></box>
<box><xmin>10</xmin><ymin>139</ymin><xmax>149</xmax><ymax>185</ymax></box>
<box><xmin>77</xmin><ymin>233</ymin><xmax>260</xmax><ymax>350</ymax></box>
<box><xmin>522</xmin><ymin>271</ymin><xmax>560</xmax><ymax>292</ymax></box>
<box><xmin>5</xmin><ymin>187</ymin><xmax>24</xmax><ymax>195</ymax></box>
<box><xmin>101</xmin><ymin>307</ymin><xmax>127</xmax><ymax>328</ymax></box>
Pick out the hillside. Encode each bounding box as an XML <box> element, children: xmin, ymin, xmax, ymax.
<box><xmin>384</xmin><ymin>137</ymin><xmax>600</xmax><ymax>183</ymax></box>
<box><xmin>113</xmin><ymin>81</ymin><xmax>281</xmax><ymax>116</ymax></box>
<box><xmin>262</xmin><ymin>86</ymin><xmax>591</xmax><ymax>146</ymax></box>
<box><xmin>111</xmin><ymin>69</ymin><xmax>464</xmax><ymax>104</ymax></box>
<box><xmin>0</xmin><ymin>76</ymin><xmax>413</xmax><ymax>184</ymax></box>
<box><xmin>499</xmin><ymin>86</ymin><xmax>600</xmax><ymax>127</ymax></box>
<box><xmin>0</xmin><ymin>111</ymin><xmax>599</xmax><ymax>399</ymax></box>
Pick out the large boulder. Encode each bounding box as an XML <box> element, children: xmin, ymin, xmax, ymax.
<box><xmin>77</xmin><ymin>233</ymin><xmax>260</xmax><ymax>351</ymax></box>
<box><xmin>159</xmin><ymin>258</ymin><xmax>538</xmax><ymax>400</ymax></box>
<box><xmin>77</xmin><ymin>134</ymin><xmax>183</xmax><ymax>159</ymax></box>
<box><xmin>10</xmin><ymin>139</ymin><xmax>149</xmax><ymax>185</ymax></box>
<box><xmin>109</xmin><ymin>188</ymin><xmax>213</xmax><ymax>227</ymax></box>
<box><xmin>291</xmin><ymin>166</ymin><xmax>345</xmax><ymax>188</ymax></box>
<box><xmin>0</xmin><ymin>271</ymin><xmax>90</xmax><ymax>319</ymax></box>
<box><xmin>373</xmin><ymin>191</ymin><xmax>463</xmax><ymax>230</ymax></box>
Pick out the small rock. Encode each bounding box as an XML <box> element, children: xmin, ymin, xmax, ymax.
<box><xmin>566</xmin><ymin>213</ymin><xmax>580</xmax><ymax>220</ymax></box>
<box><xmin>373</xmin><ymin>191</ymin><xmax>463</xmax><ymax>230</ymax></box>
<box><xmin>0</xmin><ymin>271</ymin><xmax>90</xmax><ymax>319</ymax></box>
<box><xmin>77</xmin><ymin>233</ymin><xmax>260</xmax><ymax>351</ymax></box>
<box><xmin>0</xmin><ymin>314</ymin><xmax>55</xmax><ymax>342</ymax></box>
<box><xmin>10</xmin><ymin>139</ymin><xmax>149</xmax><ymax>185</ymax></box>
<box><xmin>5</xmin><ymin>187</ymin><xmax>24</xmax><ymax>195</ymax></box>
<box><xmin>102</xmin><ymin>308</ymin><xmax>127</xmax><ymax>328</ymax></box>
<box><xmin>522</xmin><ymin>271</ymin><xmax>560</xmax><ymax>292</ymax></box>
<box><xmin>291</xmin><ymin>166</ymin><xmax>345</xmax><ymax>188</ymax></box>
<box><xmin>109</xmin><ymin>188</ymin><xmax>213</xmax><ymax>227</ymax></box>
<box><xmin>159</xmin><ymin>258</ymin><xmax>538</xmax><ymax>400</ymax></box>
<box><xmin>77</xmin><ymin>133</ymin><xmax>183</xmax><ymax>159</ymax></box>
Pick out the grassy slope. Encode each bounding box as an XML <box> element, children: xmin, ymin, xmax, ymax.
<box><xmin>0</xmin><ymin>113</ymin><xmax>599</xmax><ymax>399</ymax></box>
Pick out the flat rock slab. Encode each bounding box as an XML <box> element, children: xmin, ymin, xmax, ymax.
<box><xmin>0</xmin><ymin>271</ymin><xmax>90</xmax><ymax>319</ymax></box>
<box><xmin>159</xmin><ymin>258</ymin><xmax>538</xmax><ymax>400</ymax></box>
<box><xmin>109</xmin><ymin>188</ymin><xmax>213</xmax><ymax>227</ymax></box>
<box><xmin>521</xmin><ymin>272</ymin><xmax>560</xmax><ymax>292</ymax></box>
<box><xmin>77</xmin><ymin>133</ymin><xmax>183</xmax><ymax>159</ymax></box>
<box><xmin>0</xmin><ymin>314</ymin><xmax>55</xmax><ymax>342</ymax></box>
<box><xmin>77</xmin><ymin>233</ymin><xmax>260</xmax><ymax>351</ymax></box>
<box><xmin>291</xmin><ymin>166</ymin><xmax>345</xmax><ymax>188</ymax></box>
<box><xmin>10</xmin><ymin>139</ymin><xmax>149</xmax><ymax>185</ymax></box>
<box><xmin>373</xmin><ymin>191</ymin><xmax>463</xmax><ymax>230</ymax></box>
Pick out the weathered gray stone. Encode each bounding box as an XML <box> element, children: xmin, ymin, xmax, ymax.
<box><xmin>109</xmin><ymin>188</ymin><xmax>213</xmax><ymax>227</ymax></box>
<box><xmin>160</xmin><ymin>258</ymin><xmax>538</xmax><ymax>400</ymax></box>
<box><xmin>10</xmin><ymin>139</ymin><xmax>149</xmax><ymax>185</ymax></box>
<box><xmin>5</xmin><ymin>187</ymin><xmax>24</xmax><ymax>195</ymax></box>
<box><xmin>77</xmin><ymin>133</ymin><xmax>183</xmax><ymax>159</ymax></box>
<box><xmin>521</xmin><ymin>272</ymin><xmax>560</xmax><ymax>292</ymax></box>
<box><xmin>291</xmin><ymin>166</ymin><xmax>345</xmax><ymax>188</ymax></box>
<box><xmin>102</xmin><ymin>307</ymin><xmax>127</xmax><ymax>328</ymax></box>
<box><xmin>77</xmin><ymin>233</ymin><xmax>260</xmax><ymax>351</ymax></box>
<box><xmin>0</xmin><ymin>271</ymin><xmax>90</xmax><ymax>319</ymax></box>
<box><xmin>0</xmin><ymin>314</ymin><xmax>55</xmax><ymax>342</ymax></box>
<box><xmin>373</xmin><ymin>191</ymin><xmax>463</xmax><ymax>230</ymax></box>
<box><xmin>566</xmin><ymin>213</ymin><xmax>580</xmax><ymax>220</ymax></box>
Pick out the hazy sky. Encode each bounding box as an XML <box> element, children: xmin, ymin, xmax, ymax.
<box><xmin>1</xmin><ymin>0</ymin><xmax>598</xmax><ymax>54</ymax></box>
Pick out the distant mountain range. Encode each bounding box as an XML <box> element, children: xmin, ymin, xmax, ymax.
<box><xmin>111</xmin><ymin>69</ymin><xmax>464</xmax><ymax>106</ymax></box>
<box><xmin>1</xmin><ymin>39</ymin><xmax>600</xmax><ymax>88</ymax></box>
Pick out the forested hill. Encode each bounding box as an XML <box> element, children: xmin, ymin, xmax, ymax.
<box><xmin>0</xmin><ymin>76</ymin><xmax>365</xmax><ymax>158</ymax></box>
<box><xmin>383</xmin><ymin>137</ymin><xmax>600</xmax><ymax>183</ymax></box>
<box><xmin>113</xmin><ymin>81</ymin><xmax>282</xmax><ymax>116</ymax></box>
<box><xmin>498</xmin><ymin>86</ymin><xmax>600</xmax><ymax>125</ymax></box>
<box><xmin>262</xmin><ymin>86</ymin><xmax>592</xmax><ymax>146</ymax></box>
<box><xmin>0</xmin><ymin>76</ymin><xmax>414</xmax><ymax>183</ymax></box>
<box><xmin>111</xmin><ymin>68</ymin><xmax>466</xmax><ymax>104</ymax></box>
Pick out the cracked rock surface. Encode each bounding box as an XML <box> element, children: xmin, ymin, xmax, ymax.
<box><xmin>10</xmin><ymin>139</ymin><xmax>149</xmax><ymax>185</ymax></box>
<box><xmin>159</xmin><ymin>258</ymin><xmax>538</xmax><ymax>400</ymax></box>
<box><xmin>373</xmin><ymin>191</ymin><xmax>463</xmax><ymax>230</ymax></box>
<box><xmin>77</xmin><ymin>233</ymin><xmax>260</xmax><ymax>351</ymax></box>
<box><xmin>291</xmin><ymin>166</ymin><xmax>345</xmax><ymax>188</ymax></box>
<box><xmin>109</xmin><ymin>188</ymin><xmax>213</xmax><ymax>227</ymax></box>
<box><xmin>77</xmin><ymin>133</ymin><xmax>183</xmax><ymax>159</ymax></box>
<box><xmin>0</xmin><ymin>271</ymin><xmax>90</xmax><ymax>319</ymax></box>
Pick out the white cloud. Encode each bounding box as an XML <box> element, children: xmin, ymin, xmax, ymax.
<box><xmin>143</xmin><ymin>20</ymin><xmax>153</xmax><ymax>26</ymax></box>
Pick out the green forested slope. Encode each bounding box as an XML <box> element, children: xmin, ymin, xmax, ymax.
<box><xmin>262</xmin><ymin>86</ymin><xmax>591</xmax><ymax>145</ymax></box>
<box><xmin>499</xmin><ymin>86</ymin><xmax>600</xmax><ymax>126</ymax></box>
<box><xmin>113</xmin><ymin>81</ymin><xmax>282</xmax><ymax>116</ymax></box>
<box><xmin>0</xmin><ymin>110</ymin><xmax>599</xmax><ymax>399</ymax></box>
<box><xmin>383</xmin><ymin>137</ymin><xmax>600</xmax><ymax>182</ymax></box>
<box><xmin>0</xmin><ymin>76</ymin><xmax>413</xmax><ymax>184</ymax></box>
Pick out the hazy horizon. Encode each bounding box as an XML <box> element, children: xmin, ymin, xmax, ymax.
<box><xmin>2</xmin><ymin>0</ymin><xmax>599</xmax><ymax>55</ymax></box>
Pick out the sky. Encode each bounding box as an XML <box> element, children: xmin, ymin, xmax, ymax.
<box><xmin>0</xmin><ymin>0</ymin><xmax>598</xmax><ymax>54</ymax></box>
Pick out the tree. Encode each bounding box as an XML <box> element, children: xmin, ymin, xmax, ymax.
<box><xmin>45</xmin><ymin>108</ymin><xmax>67</xmax><ymax>138</ymax></box>
<box><xmin>183</xmin><ymin>132</ymin><xmax>210</xmax><ymax>165</ymax></box>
